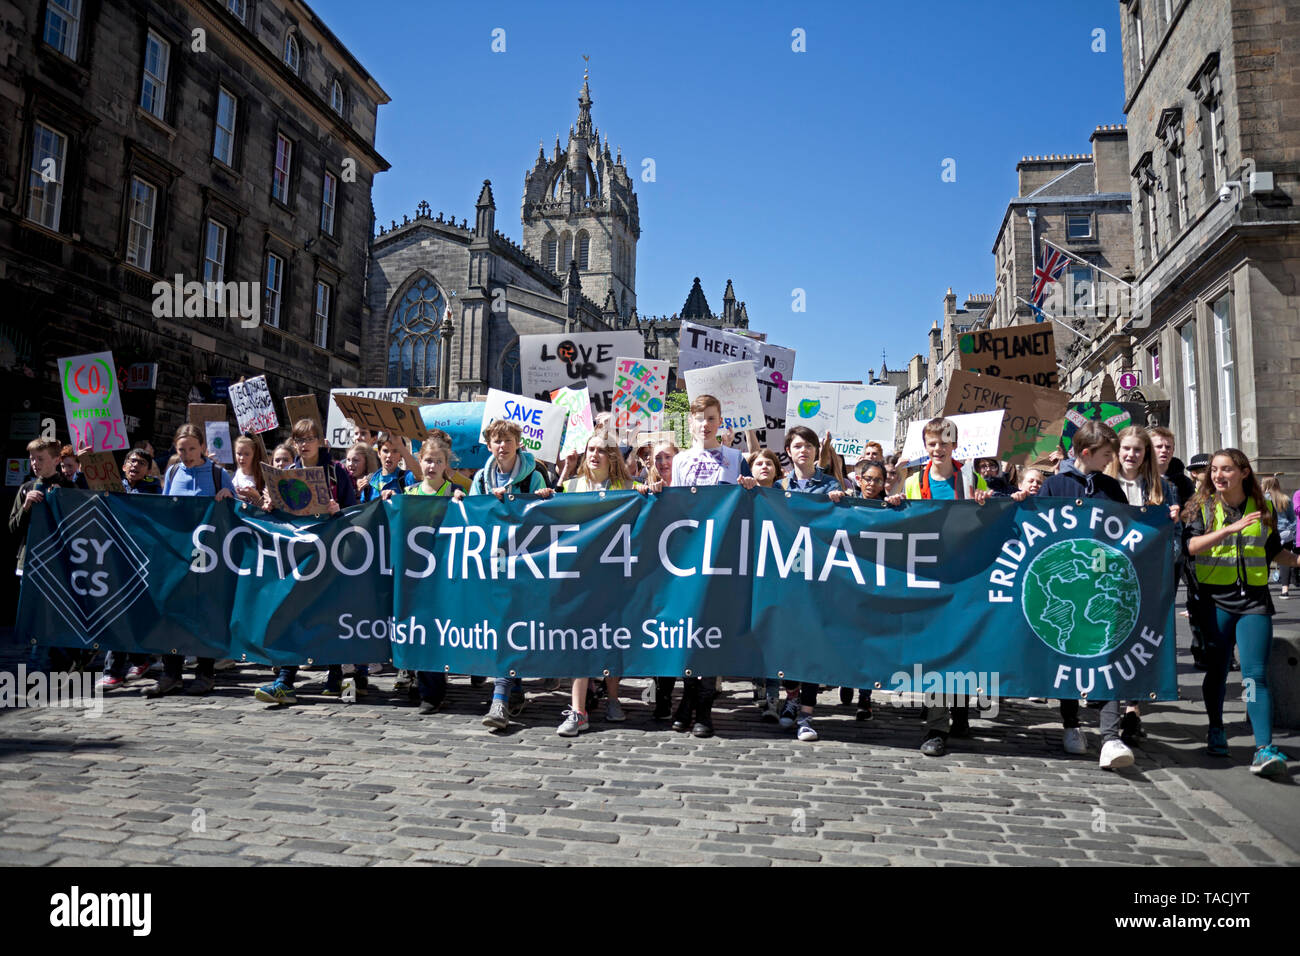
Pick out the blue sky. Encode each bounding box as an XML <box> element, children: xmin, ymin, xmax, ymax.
<box><xmin>314</xmin><ymin>0</ymin><xmax>1127</xmax><ymax>383</ymax></box>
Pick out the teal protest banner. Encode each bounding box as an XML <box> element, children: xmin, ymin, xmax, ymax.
<box><xmin>17</xmin><ymin>488</ymin><xmax>1179</xmax><ymax>700</ymax></box>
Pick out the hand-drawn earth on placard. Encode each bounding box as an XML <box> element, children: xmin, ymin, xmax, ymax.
<box><xmin>1022</xmin><ymin>539</ymin><xmax>1140</xmax><ymax>657</ymax></box>
<box><xmin>277</xmin><ymin>478</ymin><xmax>312</xmax><ymax>512</ymax></box>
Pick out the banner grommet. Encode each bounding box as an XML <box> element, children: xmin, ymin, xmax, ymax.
<box><xmin>171</xmin><ymin>648</ymin><xmax>178</xmax><ymax>654</ymax></box>
<box><xmin>785</xmin><ymin>492</ymin><xmax>792</xmax><ymax>498</ymax></box>
<box><xmin>508</xmin><ymin>669</ymin><xmax>516</xmax><ymax>677</ymax></box>
<box><xmin>602</xmin><ymin>669</ymin><xmax>610</xmax><ymax>677</ymax></box>
<box><xmin>306</xmin><ymin>658</ymin><xmax>314</xmax><ymax>665</ymax></box>
<box><xmin>683</xmin><ymin>668</ymin><xmax>692</xmax><ymax>677</ymax></box>
<box><xmin>1075</xmin><ymin>499</ymin><xmax>1084</xmax><ymax>506</ymax></box>
<box><xmin>1079</xmin><ymin>692</ymin><xmax>1087</xmax><ymax>700</ymax></box>
<box><xmin>1149</xmin><ymin>692</ymin><xmax>1157</xmax><ymax>700</ymax></box>
<box><xmin>873</xmin><ymin>681</ymin><xmax>881</xmax><ymax>689</ymax></box>
<box><xmin>1140</xmin><ymin>506</ymin><xmax>1147</xmax><ymax>513</ymax></box>
<box><xmin>777</xmin><ymin>670</ymin><xmax>784</xmax><ymax>679</ymax></box>
<box><xmin>598</xmin><ymin>491</ymin><xmax>605</xmax><ymax>499</ymax></box>
<box><xmin>30</xmin><ymin>639</ymin><xmax>36</xmax><ymax>646</ymax></box>
<box><xmin>690</xmin><ymin>487</ymin><xmax>697</xmax><ymax>494</ymax></box>
<box><xmin>444</xmin><ymin>665</ymin><xmax>451</xmax><ymax>672</ymax></box>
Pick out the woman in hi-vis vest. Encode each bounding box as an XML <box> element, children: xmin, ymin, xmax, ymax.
<box><xmin>1184</xmin><ymin>448</ymin><xmax>1300</xmax><ymax>779</ymax></box>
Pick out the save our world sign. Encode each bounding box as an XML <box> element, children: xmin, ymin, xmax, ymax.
<box><xmin>17</xmin><ymin>488</ymin><xmax>1178</xmax><ymax>701</ymax></box>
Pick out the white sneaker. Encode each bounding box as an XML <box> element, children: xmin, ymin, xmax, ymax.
<box><xmin>557</xmin><ymin>708</ymin><xmax>589</xmax><ymax>737</ymax></box>
<box><xmin>796</xmin><ymin>715</ymin><xmax>819</xmax><ymax>742</ymax></box>
<box><xmin>1063</xmin><ymin>727</ymin><xmax>1088</xmax><ymax>755</ymax></box>
<box><xmin>1100</xmin><ymin>739</ymin><xmax>1135</xmax><ymax>770</ymax></box>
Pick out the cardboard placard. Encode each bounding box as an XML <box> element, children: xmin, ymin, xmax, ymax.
<box><xmin>331</xmin><ymin>392</ymin><xmax>428</xmax><ymax>440</ymax></box>
<box><xmin>900</xmin><ymin>410</ymin><xmax>1005</xmax><ymax>464</ymax></box>
<box><xmin>418</xmin><ymin>402</ymin><xmax>489</xmax><ymax>470</ymax></box>
<box><xmin>260</xmin><ymin>463</ymin><xmax>333</xmax><ymax>516</ymax></box>
<box><xmin>79</xmin><ymin>451</ymin><xmax>122</xmax><ymax>492</ymax></box>
<box><xmin>206</xmin><ymin>421</ymin><xmax>234</xmax><ymax>465</ymax></box>
<box><xmin>943</xmin><ymin>369</ymin><xmax>1070</xmax><ymax>466</ymax></box>
<box><xmin>550</xmin><ymin>384</ymin><xmax>595</xmax><ymax>458</ymax></box>
<box><xmin>228</xmin><ymin>376</ymin><xmax>278</xmax><ymax>434</ymax></box>
<box><xmin>326</xmin><ymin>387</ymin><xmax>408</xmax><ymax>447</ymax></box>
<box><xmin>785</xmin><ymin>382</ymin><xmax>898</xmax><ymax>461</ymax></box>
<box><xmin>520</xmin><ymin>331</ymin><xmax>645</xmax><ymax>414</ymax></box>
<box><xmin>683</xmin><ymin>361</ymin><xmax>766</xmax><ymax>433</ymax></box>
<box><xmin>480</xmin><ymin>389</ymin><xmax>566</xmax><ymax>463</ymax></box>
<box><xmin>1062</xmin><ymin>402</ymin><xmax>1152</xmax><ymax>451</ymax></box>
<box><xmin>6</xmin><ymin>459</ymin><xmax>31</xmax><ymax>486</ymax></box>
<box><xmin>610</xmin><ymin>357</ymin><xmax>668</xmax><ymax>441</ymax></box>
<box><xmin>957</xmin><ymin>324</ymin><xmax>1059</xmax><ymax>388</ymax></box>
<box><xmin>284</xmin><ymin>395</ymin><xmax>323</xmax><ymax>435</ymax></box>
<box><xmin>58</xmin><ymin>350</ymin><xmax>129</xmax><ymax>452</ymax></box>
<box><xmin>187</xmin><ymin>404</ymin><xmax>229</xmax><ymax>444</ymax></box>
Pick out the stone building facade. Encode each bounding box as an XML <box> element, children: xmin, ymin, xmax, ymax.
<box><xmin>363</xmin><ymin>77</ymin><xmax>751</xmax><ymax>403</ymax></box>
<box><xmin>986</xmin><ymin>126</ymin><xmax>1135</xmax><ymax>399</ymax></box>
<box><xmin>0</xmin><ymin>0</ymin><xmax>389</xmax><ymax>457</ymax></box>
<box><xmin>1118</xmin><ymin>0</ymin><xmax>1300</xmax><ymax>471</ymax></box>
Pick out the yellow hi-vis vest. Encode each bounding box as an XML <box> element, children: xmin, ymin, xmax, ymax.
<box><xmin>1194</xmin><ymin>497</ymin><xmax>1271</xmax><ymax>587</ymax></box>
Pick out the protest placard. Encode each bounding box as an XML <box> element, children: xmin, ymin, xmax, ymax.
<box><xmin>186</xmin><ymin>404</ymin><xmax>228</xmax><ymax>443</ymax></box>
<box><xmin>324</xmin><ymin>387</ymin><xmax>408</xmax><ymax>446</ymax></box>
<box><xmin>228</xmin><ymin>376</ymin><xmax>278</xmax><ymax>434</ymax></box>
<box><xmin>58</xmin><ymin>350</ymin><xmax>128</xmax><ymax>452</ymax></box>
<box><xmin>678</xmin><ymin>321</ymin><xmax>795</xmax><ymax>452</ymax></box>
<box><xmin>786</xmin><ymin>382</ymin><xmax>898</xmax><ymax>461</ymax></box>
<box><xmin>550</xmin><ymin>384</ymin><xmax>594</xmax><ymax>458</ymax></box>
<box><xmin>260</xmin><ymin>463</ymin><xmax>333</xmax><ymax>516</ymax></box>
<box><xmin>206</xmin><ymin>421</ymin><xmax>234</xmax><ymax>465</ymax></box>
<box><xmin>900</xmin><ymin>410</ymin><xmax>1005</xmax><ymax>464</ymax></box>
<box><xmin>943</xmin><ymin>369</ymin><xmax>1070</xmax><ymax>466</ymax></box>
<box><xmin>520</xmin><ymin>331</ymin><xmax>644</xmax><ymax>415</ymax></box>
<box><xmin>330</xmin><ymin>392</ymin><xmax>428</xmax><ymax>440</ymax></box>
<box><xmin>480</xmin><ymin>389</ymin><xmax>566</xmax><ymax>462</ymax></box>
<box><xmin>1062</xmin><ymin>402</ymin><xmax>1152</xmax><ymax>451</ymax></box>
<box><xmin>634</xmin><ymin>430</ymin><xmax>678</xmax><ymax>449</ymax></box>
<box><xmin>79</xmin><ymin>451</ymin><xmax>122</xmax><ymax>492</ymax></box>
<box><xmin>683</xmin><ymin>362</ymin><xmax>765</xmax><ymax>433</ymax></box>
<box><xmin>284</xmin><ymin>395</ymin><xmax>323</xmax><ymax>435</ymax></box>
<box><xmin>418</xmin><ymin>402</ymin><xmax>489</xmax><ymax>470</ymax></box>
<box><xmin>610</xmin><ymin>357</ymin><xmax>667</xmax><ymax>440</ymax></box>
<box><xmin>957</xmin><ymin>324</ymin><xmax>1059</xmax><ymax>388</ymax></box>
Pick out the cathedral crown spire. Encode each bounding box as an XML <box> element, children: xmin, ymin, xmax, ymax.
<box><xmin>574</xmin><ymin>68</ymin><xmax>594</xmax><ymax>141</ymax></box>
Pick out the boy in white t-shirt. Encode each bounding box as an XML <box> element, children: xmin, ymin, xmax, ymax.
<box><xmin>648</xmin><ymin>394</ymin><xmax>755</xmax><ymax>736</ymax></box>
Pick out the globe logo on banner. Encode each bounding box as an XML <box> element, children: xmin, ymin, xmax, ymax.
<box><xmin>854</xmin><ymin>400</ymin><xmax>876</xmax><ymax>424</ymax></box>
<box><xmin>23</xmin><ymin>496</ymin><xmax>150</xmax><ymax>645</ymax></box>
<box><xmin>797</xmin><ymin>399</ymin><xmax>821</xmax><ymax>418</ymax></box>
<box><xmin>277</xmin><ymin>478</ymin><xmax>313</xmax><ymax>512</ymax></box>
<box><xmin>1021</xmin><ymin>540</ymin><xmax>1140</xmax><ymax>657</ymax></box>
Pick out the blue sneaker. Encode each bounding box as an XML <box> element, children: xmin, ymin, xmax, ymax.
<box><xmin>1250</xmin><ymin>745</ymin><xmax>1289</xmax><ymax>778</ymax></box>
<box><xmin>1207</xmin><ymin>727</ymin><xmax>1228</xmax><ymax>756</ymax></box>
<box><xmin>254</xmin><ymin>681</ymin><xmax>296</xmax><ymax>705</ymax></box>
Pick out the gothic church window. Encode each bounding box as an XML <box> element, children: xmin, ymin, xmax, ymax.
<box><xmin>561</xmin><ymin>232</ymin><xmax>572</xmax><ymax>271</ymax></box>
<box><xmin>576</xmin><ymin>230</ymin><xmax>590</xmax><ymax>270</ymax></box>
<box><xmin>387</xmin><ymin>276</ymin><xmax>444</xmax><ymax>389</ymax></box>
<box><xmin>501</xmin><ymin>342</ymin><xmax>522</xmax><ymax>394</ymax></box>
<box><xmin>543</xmin><ymin>232</ymin><xmax>557</xmax><ymax>272</ymax></box>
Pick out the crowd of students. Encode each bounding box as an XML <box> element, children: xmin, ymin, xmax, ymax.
<box><xmin>11</xmin><ymin>390</ymin><xmax>1298</xmax><ymax>781</ymax></box>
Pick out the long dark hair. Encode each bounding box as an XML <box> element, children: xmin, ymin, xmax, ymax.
<box><xmin>1182</xmin><ymin>447</ymin><xmax>1274</xmax><ymax>533</ymax></box>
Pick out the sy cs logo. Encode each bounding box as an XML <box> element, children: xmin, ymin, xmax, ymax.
<box><xmin>25</xmin><ymin>497</ymin><xmax>150</xmax><ymax>645</ymax></box>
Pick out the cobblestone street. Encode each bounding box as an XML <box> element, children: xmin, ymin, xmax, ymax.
<box><xmin>2</xmin><ymin>596</ymin><xmax>1297</xmax><ymax>868</ymax></box>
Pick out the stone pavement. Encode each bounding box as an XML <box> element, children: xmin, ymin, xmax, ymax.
<box><xmin>1</xmin><ymin>594</ymin><xmax>1297</xmax><ymax>867</ymax></box>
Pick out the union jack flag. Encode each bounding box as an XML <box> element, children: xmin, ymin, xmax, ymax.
<box><xmin>1031</xmin><ymin>244</ymin><xmax>1071</xmax><ymax>309</ymax></box>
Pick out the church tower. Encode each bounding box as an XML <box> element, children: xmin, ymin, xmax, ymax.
<box><xmin>522</xmin><ymin>71</ymin><xmax>640</xmax><ymax>319</ymax></box>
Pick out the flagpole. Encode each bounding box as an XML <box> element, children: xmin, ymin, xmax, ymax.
<box><xmin>1039</xmin><ymin>236</ymin><xmax>1134</xmax><ymax>289</ymax></box>
<box><xmin>1016</xmin><ymin>295</ymin><xmax>1098</xmax><ymax>345</ymax></box>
